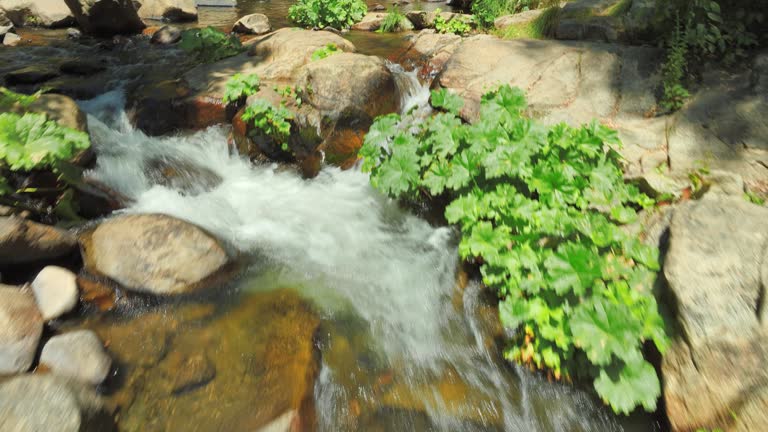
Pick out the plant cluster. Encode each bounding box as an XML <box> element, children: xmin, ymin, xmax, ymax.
<box><xmin>660</xmin><ymin>15</ymin><xmax>691</xmax><ymax>111</ymax></box>
<box><xmin>472</xmin><ymin>0</ymin><xmax>559</xmax><ymax>28</ymax></box>
<box><xmin>274</xmin><ymin>85</ymin><xmax>303</xmax><ymax>107</ymax></box>
<box><xmin>288</xmin><ymin>0</ymin><xmax>367</xmax><ymax>30</ymax></box>
<box><xmin>223</xmin><ymin>73</ymin><xmax>261</xmax><ymax>104</ymax></box>
<box><xmin>241</xmin><ymin>99</ymin><xmax>295</xmax><ymax>152</ymax></box>
<box><xmin>434</xmin><ymin>10</ymin><xmax>473</xmax><ymax>35</ymax></box>
<box><xmin>311</xmin><ymin>43</ymin><xmax>340</xmax><ymax>61</ymax></box>
<box><xmin>378</xmin><ymin>6</ymin><xmax>408</xmax><ymax>33</ymax></box>
<box><xmin>179</xmin><ymin>27</ymin><xmax>244</xmax><ymax>63</ymax></box>
<box><xmin>360</xmin><ymin>85</ymin><xmax>667</xmax><ymax>415</ymax></box>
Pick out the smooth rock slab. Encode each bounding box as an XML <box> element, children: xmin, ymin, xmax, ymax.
<box><xmin>40</xmin><ymin>330</ymin><xmax>111</xmax><ymax>385</ymax></box>
<box><xmin>0</xmin><ymin>285</ymin><xmax>43</xmax><ymax>374</ymax></box>
<box><xmin>32</xmin><ymin>265</ymin><xmax>78</xmax><ymax>321</ymax></box>
<box><xmin>80</xmin><ymin>213</ymin><xmax>232</xmax><ymax>295</ymax></box>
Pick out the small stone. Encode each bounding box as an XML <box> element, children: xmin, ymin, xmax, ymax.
<box><xmin>150</xmin><ymin>25</ymin><xmax>182</xmax><ymax>44</ymax></box>
<box><xmin>232</xmin><ymin>13</ymin><xmax>271</xmax><ymax>35</ymax></box>
<box><xmin>0</xmin><ymin>285</ymin><xmax>43</xmax><ymax>374</ymax></box>
<box><xmin>3</xmin><ymin>32</ymin><xmax>20</xmax><ymax>47</ymax></box>
<box><xmin>32</xmin><ymin>266</ymin><xmax>79</xmax><ymax>321</ymax></box>
<box><xmin>40</xmin><ymin>330</ymin><xmax>112</xmax><ymax>385</ymax></box>
<box><xmin>67</xmin><ymin>27</ymin><xmax>82</xmax><ymax>39</ymax></box>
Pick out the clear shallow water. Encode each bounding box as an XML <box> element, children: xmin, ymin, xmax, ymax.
<box><xmin>77</xmin><ymin>82</ymin><xmax>662</xmax><ymax>430</ymax></box>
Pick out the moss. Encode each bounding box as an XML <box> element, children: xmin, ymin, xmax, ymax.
<box><xmin>495</xmin><ymin>6</ymin><xmax>562</xmax><ymax>40</ymax></box>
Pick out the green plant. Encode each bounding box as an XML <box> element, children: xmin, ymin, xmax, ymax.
<box><xmin>472</xmin><ymin>0</ymin><xmax>512</xmax><ymax>28</ymax></box>
<box><xmin>241</xmin><ymin>99</ymin><xmax>294</xmax><ymax>151</ymax></box>
<box><xmin>744</xmin><ymin>191</ymin><xmax>766</xmax><ymax>206</ymax></box>
<box><xmin>660</xmin><ymin>14</ymin><xmax>691</xmax><ymax>112</ymax></box>
<box><xmin>378</xmin><ymin>6</ymin><xmax>408</xmax><ymax>32</ymax></box>
<box><xmin>360</xmin><ymin>86</ymin><xmax>667</xmax><ymax>415</ymax></box>
<box><xmin>0</xmin><ymin>88</ymin><xmax>40</xmax><ymax>109</ymax></box>
<box><xmin>288</xmin><ymin>0</ymin><xmax>367</xmax><ymax>30</ymax></box>
<box><xmin>274</xmin><ymin>85</ymin><xmax>303</xmax><ymax>107</ymax></box>
<box><xmin>179</xmin><ymin>27</ymin><xmax>244</xmax><ymax>63</ymax></box>
<box><xmin>496</xmin><ymin>5</ymin><xmax>561</xmax><ymax>39</ymax></box>
<box><xmin>223</xmin><ymin>73</ymin><xmax>261</xmax><ymax>104</ymax></box>
<box><xmin>311</xmin><ymin>43</ymin><xmax>341</xmax><ymax>61</ymax></box>
<box><xmin>434</xmin><ymin>10</ymin><xmax>473</xmax><ymax>35</ymax></box>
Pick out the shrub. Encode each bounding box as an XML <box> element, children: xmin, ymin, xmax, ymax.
<box><xmin>378</xmin><ymin>6</ymin><xmax>408</xmax><ymax>33</ymax></box>
<box><xmin>434</xmin><ymin>11</ymin><xmax>473</xmax><ymax>35</ymax></box>
<box><xmin>179</xmin><ymin>27</ymin><xmax>244</xmax><ymax>63</ymax></box>
<box><xmin>241</xmin><ymin>99</ymin><xmax>294</xmax><ymax>152</ymax></box>
<box><xmin>288</xmin><ymin>0</ymin><xmax>367</xmax><ymax>30</ymax></box>
<box><xmin>360</xmin><ymin>86</ymin><xmax>667</xmax><ymax>415</ymax></box>
<box><xmin>660</xmin><ymin>16</ymin><xmax>690</xmax><ymax>112</ymax></box>
<box><xmin>223</xmin><ymin>73</ymin><xmax>261</xmax><ymax>104</ymax></box>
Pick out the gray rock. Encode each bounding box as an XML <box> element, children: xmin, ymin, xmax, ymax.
<box><xmin>150</xmin><ymin>24</ymin><xmax>182</xmax><ymax>44</ymax></box>
<box><xmin>232</xmin><ymin>13</ymin><xmax>271</xmax><ymax>35</ymax></box>
<box><xmin>0</xmin><ymin>216</ymin><xmax>78</xmax><ymax>265</ymax></box>
<box><xmin>31</xmin><ymin>266</ymin><xmax>78</xmax><ymax>321</ymax></box>
<box><xmin>0</xmin><ymin>375</ymin><xmax>116</xmax><ymax>432</ymax></box>
<box><xmin>79</xmin><ymin>213</ymin><xmax>233</xmax><ymax>295</ymax></box>
<box><xmin>0</xmin><ymin>285</ymin><xmax>43</xmax><ymax>374</ymax></box>
<box><xmin>40</xmin><ymin>330</ymin><xmax>111</xmax><ymax>385</ymax></box>
<box><xmin>63</xmin><ymin>0</ymin><xmax>145</xmax><ymax>35</ymax></box>
<box><xmin>136</xmin><ymin>0</ymin><xmax>197</xmax><ymax>22</ymax></box>
<box><xmin>662</xmin><ymin>197</ymin><xmax>768</xmax><ymax>431</ymax></box>
<box><xmin>2</xmin><ymin>30</ymin><xmax>19</xmax><ymax>46</ymax></box>
<box><xmin>494</xmin><ymin>9</ymin><xmax>544</xmax><ymax>31</ymax></box>
<box><xmin>0</xmin><ymin>0</ymin><xmax>75</xmax><ymax>28</ymax></box>
<box><xmin>66</xmin><ymin>27</ymin><xmax>80</xmax><ymax>39</ymax></box>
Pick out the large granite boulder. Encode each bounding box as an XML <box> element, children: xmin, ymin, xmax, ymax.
<box><xmin>0</xmin><ymin>0</ymin><xmax>75</xmax><ymax>28</ymax></box>
<box><xmin>79</xmin><ymin>213</ymin><xmax>234</xmax><ymax>296</ymax></box>
<box><xmin>63</xmin><ymin>0</ymin><xmax>145</xmax><ymax>35</ymax></box>
<box><xmin>662</xmin><ymin>197</ymin><xmax>768</xmax><ymax>431</ymax></box>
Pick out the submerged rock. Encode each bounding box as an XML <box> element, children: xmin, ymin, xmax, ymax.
<box><xmin>0</xmin><ymin>0</ymin><xmax>75</xmax><ymax>28</ymax></box>
<box><xmin>662</xmin><ymin>197</ymin><xmax>768</xmax><ymax>431</ymax></box>
<box><xmin>0</xmin><ymin>375</ymin><xmax>116</xmax><ymax>432</ymax></box>
<box><xmin>0</xmin><ymin>216</ymin><xmax>78</xmax><ymax>265</ymax></box>
<box><xmin>4</xmin><ymin>65</ymin><xmax>59</xmax><ymax>85</ymax></box>
<box><xmin>232</xmin><ymin>13</ymin><xmax>270</xmax><ymax>35</ymax></box>
<box><xmin>136</xmin><ymin>0</ymin><xmax>197</xmax><ymax>22</ymax></box>
<box><xmin>40</xmin><ymin>330</ymin><xmax>112</xmax><ymax>385</ymax></box>
<box><xmin>64</xmin><ymin>0</ymin><xmax>145</xmax><ymax>35</ymax></box>
<box><xmin>149</xmin><ymin>24</ymin><xmax>181</xmax><ymax>44</ymax></box>
<box><xmin>79</xmin><ymin>213</ymin><xmax>234</xmax><ymax>296</ymax></box>
<box><xmin>32</xmin><ymin>265</ymin><xmax>79</xmax><ymax>321</ymax></box>
<box><xmin>0</xmin><ymin>285</ymin><xmax>43</xmax><ymax>374</ymax></box>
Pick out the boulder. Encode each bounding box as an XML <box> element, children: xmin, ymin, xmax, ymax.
<box><xmin>79</xmin><ymin>213</ymin><xmax>234</xmax><ymax>295</ymax></box>
<box><xmin>149</xmin><ymin>24</ymin><xmax>181</xmax><ymax>44</ymax></box>
<box><xmin>0</xmin><ymin>216</ymin><xmax>78</xmax><ymax>265</ymax></box>
<box><xmin>0</xmin><ymin>285</ymin><xmax>43</xmax><ymax>374</ymax></box>
<box><xmin>40</xmin><ymin>330</ymin><xmax>112</xmax><ymax>385</ymax></box>
<box><xmin>31</xmin><ymin>265</ymin><xmax>78</xmax><ymax>321</ymax></box>
<box><xmin>232</xmin><ymin>13</ymin><xmax>270</xmax><ymax>35</ymax></box>
<box><xmin>63</xmin><ymin>0</ymin><xmax>145</xmax><ymax>35</ymax></box>
<box><xmin>25</xmin><ymin>93</ymin><xmax>88</xmax><ymax>132</ymax></box>
<box><xmin>662</xmin><ymin>197</ymin><xmax>768</xmax><ymax>431</ymax></box>
<box><xmin>0</xmin><ymin>375</ymin><xmax>116</xmax><ymax>432</ymax></box>
<box><xmin>0</xmin><ymin>8</ymin><xmax>9</xmax><ymax>26</ymax></box>
<box><xmin>136</xmin><ymin>0</ymin><xmax>196</xmax><ymax>22</ymax></box>
<box><xmin>351</xmin><ymin>12</ymin><xmax>388</xmax><ymax>31</ymax></box>
<box><xmin>2</xmin><ymin>30</ymin><xmax>18</xmax><ymax>45</ymax></box>
<box><xmin>0</xmin><ymin>0</ymin><xmax>75</xmax><ymax>28</ymax></box>
<box><xmin>399</xmin><ymin>29</ymin><xmax>461</xmax><ymax>76</ymax></box>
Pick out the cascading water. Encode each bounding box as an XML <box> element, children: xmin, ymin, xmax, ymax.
<box><xmin>78</xmin><ymin>70</ymin><xmax>650</xmax><ymax>431</ymax></box>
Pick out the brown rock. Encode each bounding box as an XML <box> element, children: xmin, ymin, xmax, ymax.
<box><xmin>0</xmin><ymin>216</ymin><xmax>77</xmax><ymax>265</ymax></box>
<box><xmin>0</xmin><ymin>285</ymin><xmax>43</xmax><ymax>374</ymax></box>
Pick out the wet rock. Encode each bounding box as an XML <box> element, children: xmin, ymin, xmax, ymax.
<box><xmin>40</xmin><ymin>330</ymin><xmax>112</xmax><ymax>385</ymax></box>
<box><xmin>4</xmin><ymin>65</ymin><xmax>59</xmax><ymax>85</ymax></box>
<box><xmin>66</xmin><ymin>26</ymin><xmax>80</xmax><ymax>39</ymax></box>
<box><xmin>0</xmin><ymin>375</ymin><xmax>116</xmax><ymax>432</ymax></box>
<box><xmin>0</xmin><ymin>216</ymin><xmax>78</xmax><ymax>265</ymax></box>
<box><xmin>158</xmin><ymin>350</ymin><xmax>216</xmax><ymax>394</ymax></box>
<box><xmin>136</xmin><ymin>0</ymin><xmax>197</xmax><ymax>22</ymax></box>
<box><xmin>64</xmin><ymin>0</ymin><xmax>145</xmax><ymax>35</ymax></box>
<box><xmin>59</xmin><ymin>59</ymin><xmax>106</xmax><ymax>76</ymax></box>
<box><xmin>0</xmin><ymin>285</ymin><xmax>43</xmax><ymax>374</ymax></box>
<box><xmin>400</xmin><ymin>29</ymin><xmax>461</xmax><ymax>76</ymax></box>
<box><xmin>25</xmin><ymin>93</ymin><xmax>88</xmax><ymax>132</ymax></box>
<box><xmin>31</xmin><ymin>265</ymin><xmax>78</xmax><ymax>321</ymax></box>
<box><xmin>0</xmin><ymin>0</ymin><xmax>75</xmax><ymax>28</ymax></box>
<box><xmin>76</xmin><ymin>274</ymin><xmax>117</xmax><ymax>312</ymax></box>
<box><xmin>149</xmin><ymin>24</ymin><xmax>181</xmax><ymax>44</ymax></box>
<box><xmin>662</xmin><ymin>197</ymin><xmax>768</xmax><ymax>431</ymax></box>
<box><xmin>232</xmin><ymin>13</ymin><xmax>271</xmax><ymax>35</ymax></box>
<box><xmin>145</xmin><ymin>157</ymin><xmax>223</xmax><ymax>195</ymax></box>
<box><xmin>79</xmin><ymin>213</ymin><xmax>234</xmax><ymax>296</ymax></box>
<box><xmin>2</xmin><ymin>30</ymin><xmax>18</xmax><ymax>45</ymax></box>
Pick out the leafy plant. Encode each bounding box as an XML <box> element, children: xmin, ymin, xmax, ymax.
<box><xmin>241</xmin><ymin>99</ymin><xmax>294</xmax><ymax>151</ymax></box>
<box><xmin>472</xmin><ymin>0</ymin><xmax>512</xmax><ymax>28</ymax></box>
<box><xmin>223</xmin><ymin>73</ymin><xmax>261</xmax><ymax>104</ymax></box>
<box><xmin>274</xmin><ymin>85</ymin><xmax>303</xmax><ymax>107</ymax></box>
<box><xmin>311</xmin><ymin>43</ymin><xmax>341</xmax><ymax>61</ymax></box>
<box><xmin>378</xmin><ymin>6</ymin><xmax>408</xmax><ymax>33</ymax></box>
<box><xmin>434</xmin><ymin>10</ymin><xmax>473</xmax><ymax>35</ymax></box>
<box><xmin>360</xmin><ymin>85</ymin><xmax>667</xmax><ymax>414</ymax></box>
<box><xmin>288</xmin><ymin>0</ymin><xmax>367</xmax><ymax>30</ymax></box>
<box><xmin>179</xmin><ymin>27</ymin><xmax>244</xmax><ymax>63</ymax></box>
<box><xmin>660</xmin><ymin>15</ymin><xmax>691</xmax><ymax>112</ymax></box>
<box><xmin>0</xmin><ymin>87</ymin><xmax>40</xmax><ymax>109</ymax></box>
<box><xmin>496</xmin><ymin>6</ymin><xmax>561</xmax><ymax>39</ymax></box>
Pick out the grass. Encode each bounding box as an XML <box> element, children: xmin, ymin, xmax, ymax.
<box><xmin>495</xmin><ymin>6</ymin><xmax>562</xmax><ymax>39</ymax></box>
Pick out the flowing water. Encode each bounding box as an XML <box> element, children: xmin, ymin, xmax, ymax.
<box><xmin>74</xmin><ymin>68</ymin><xmax>662</xmax><ymax>430</ymax></box>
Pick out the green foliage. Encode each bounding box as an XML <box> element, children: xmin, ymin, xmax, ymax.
<box><xmin>0</xmin><ymin>112</ymin><xmax>90</xmax><ymax>174</ymax></box>
<box><xmin>179</xmin><ymin>27</ymin><xmax>244</xmax><ymax>63</ymax></box>
<box><xmin>378</xmin><ymin>6</ymin><xmax>408</xmax><ymax>33</ymax></box>
<box><xmin>223</xmin><ymin>73</ymin><xmax>261</xmax><ymax>104</ymax></box>
<box><xmin>496</xmin><ymin>6</ymin><xmax>561</xmax><ymax>39</ymax></box>
<box><xmin>361</xmin><ymin>85</ymin><xmax>667</xmax><ymax>414</ymax></box>
<box><xmin>241</xmin><ymin>99</ymin><xmax>294</xmax><ymax>151</ymax></box>
<box><xmin>311</xmin><ymin>43</ymin><xmax>341</xmax><ymax>61</ymax></box>
<box><xmin>434</xmin><ymin>10</ymin><xmax>473</xmax><ymax>35</ymax></box>
<box><xmin>274</xmin><ymin>85</ymin><xmax>303</xmax><ymax>107</ymax></box>
<box><xmin>472</xmin><ymin>0</ymin><xmax>512</xmax><ymax>28</ymax></box>
<box><xmin>660</xmin><ymin>15</ymin><xmax>691</xmax><ymax>112</ymax></box>
<box><xmin>0</xmin><ymin>88</ymin><xmax>40</xmax><ymax>109</ymax></box>
<box><xmin>288</xmin><ymin>0</ymin><xmax>367</xmax><ymax>30</ymax></box>
<box><xmin>744</xmin><ymin>191</ymin><xmax>766</xmax><ymax>206</ymax></box>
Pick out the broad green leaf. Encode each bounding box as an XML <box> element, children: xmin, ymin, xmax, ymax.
<box><xmin>430</xmin><ymin>88</ymin><xmax>464</xmax><ymax>115</ymax></box>
<box><xmin>373</xmin><ymin>149</ymin><xmax>420</xmax><ymax>196</ymax></box>
<box><xmin>594</xmin><ymin>360</ymin><xmax>660</xmax><ymax>415</ymax></box>
<box><xmin>570</xmin><ymin>299</ymin><xmax>644</xmax><ymax>365</ymax></box>
<box><xmin>544</xmin><ymin>243</ymin><xmax>602</xmax><ymax>296</ymax></box>
<box><xmin>499</xmin><ymin>295</ymin><xmax>527</xmax><ymax>330</ymax></box>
